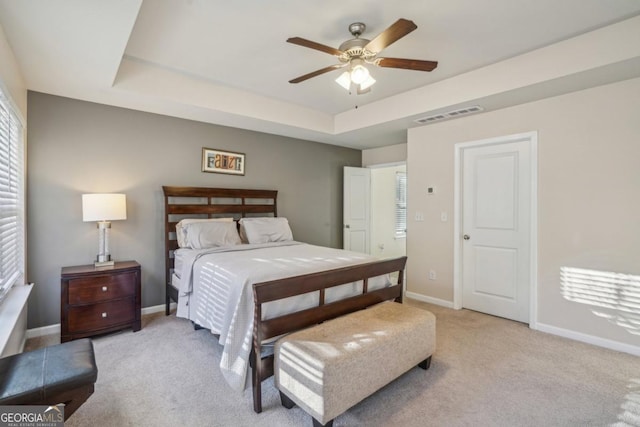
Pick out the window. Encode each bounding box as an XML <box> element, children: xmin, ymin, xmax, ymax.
<box><xmin>395</xmin><ymin>172</ymin><xmax>407</xmax><ymax>238</ymax></box>
<box><xmin>0</xmin><ymin>85</ymin><xmax>24</xmax><ymax>301</ymax></box>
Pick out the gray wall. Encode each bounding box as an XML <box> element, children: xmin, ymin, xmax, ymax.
<box><xmin>27</xmin><ymin>92</ymin><xmax>361</xmax><ymax>329</ymax></box>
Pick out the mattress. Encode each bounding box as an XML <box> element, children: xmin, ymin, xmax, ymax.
<box><xmin>173</xmin><ymin>248</ymin><xmax>188</xmax><ymax>280</ymax></box>
<box><xmin>175</xmin><ymin>241</ymin><xmax>390</xmax><ymax>391</ymax></box>
<box><xmin>170</xmin><ymin>272</ymin><xmax>181</xmax><ymax>290</ymax></box>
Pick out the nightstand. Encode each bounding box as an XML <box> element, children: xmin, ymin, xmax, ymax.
<box><xmin>61</xmin><ymin>261</ymin><xmax>141</xmax><ymax>342</ymax></box>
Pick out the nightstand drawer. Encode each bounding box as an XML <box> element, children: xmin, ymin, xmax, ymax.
<box><xmin>61</xmin><ymin>261</ymin><xmax>141</xmax><ymax>342</ymax></box>
<box><xmin>68</xmin><ymin>272</ymin><xmax>136</xmax><ymax>304</ymax></box>
<box><xmin>67</xmin><ymin>299</ymin><xmax>135</xmax><ymax>333</ymax></box>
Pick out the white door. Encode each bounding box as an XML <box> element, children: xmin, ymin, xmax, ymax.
<box><xmin>343</xmin><ymin>166</ymin><xmax>370</xmax><ymax>253</ymax></box>
<box><xmin>461</xmin><ymin>137</ymin><xmax>532</xmax><ymax>323</ymax></box>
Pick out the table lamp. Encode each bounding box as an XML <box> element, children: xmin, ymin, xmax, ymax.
<box><xmin>82</xmin><ymin>193</ymin><xmax>127</xmax><ymax>267</ymax></box>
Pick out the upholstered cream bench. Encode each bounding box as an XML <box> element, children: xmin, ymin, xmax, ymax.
<box><xmin>274</xmin><ymin>301</ymin><xmax>436</xmax><ymax>427</ymax></box>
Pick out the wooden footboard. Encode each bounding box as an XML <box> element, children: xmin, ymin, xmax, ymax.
<box><xmin>251</xmin><ymin>256</ymin><xmax>407</xmax><ymax>413</ymax></box>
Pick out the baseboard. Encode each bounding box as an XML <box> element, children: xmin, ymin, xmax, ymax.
<box><xmin>403</xmin><ymin>292</ymin><xmax>638</xmax><ymax>356</ymax></box>
<box><xmin>405</xmin><ymin>291</ymin><xmax>455</xmax><ymax>309</ymax></box>
<box><xmin>141</xmin><ymin>302</ymin><xmax>176</xmax><ymax>316</ymax></box>
<box><xmin>26</xmin><ymin>323</ymin><xmax>60</xmax><ymax>339</ymax></box>
<box><xmin>536</xmin><ymin>322</ymin><xmax>640</xmax><ymax>357</ymax></box>
<box><xmin>26</xmin><ymin>303</ymin><xmax>178</xmax><ymax>339</ymax></box>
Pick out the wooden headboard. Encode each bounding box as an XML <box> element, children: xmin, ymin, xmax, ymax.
<box><xmin>162</xmin><ymin>186</ymin><xmax>278</xmax><ymax>314</ymax></box>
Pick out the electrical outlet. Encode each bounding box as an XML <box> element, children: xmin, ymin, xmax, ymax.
<box><xmin>429</xmin><ymin>270</ymin><xmax>436</xmax><ymax>280</ymax></box>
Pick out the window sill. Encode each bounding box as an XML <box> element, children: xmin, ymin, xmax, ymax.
<box><xmin>0</xmin><ymin>283</ymin><xmax>33</xmax><ymax>357</ymax></box>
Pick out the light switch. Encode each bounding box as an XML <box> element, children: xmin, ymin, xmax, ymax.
<box><xmin>441</xmin><ymin>211</ymin><xmax>448</xmax><ymax>222</ymax></box>
<box><xmin>414</xmin><ymin>212</ymin><xmax>424</xmax><ymax>221</ymax></box>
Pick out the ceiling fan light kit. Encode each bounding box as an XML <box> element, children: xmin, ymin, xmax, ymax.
<box><xmin>359</xmin><ymin>74</ymin><xmax>376</xmax><ymax>90</ymax></box>
<box><xmin>335</xmin><ymin>58</ymin><xmax>377</xmax><ymax>92</ymax></box>
<box><xmin>287</xmin><ymin>18</ymin><xmax>438</xmax><ymax>95</ymax></box>
<box><xmin>335</xmin><ymin>71</ymin><xmax>352</xmax><ymax>90</ymax></box>
<box><xmin>349</xmin><ymin>60</ymin><xmax>370</xmax><ymax>84</ymax></box>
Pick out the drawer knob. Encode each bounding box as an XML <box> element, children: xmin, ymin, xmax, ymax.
<box><xmin>102</xmin><ymin>286</ymin><xmax>108</xmax><ymax>292</ymax></box>
<box><xmin>102</xmin><ymin>312</ymin><xmax>107</xmax><ymax>318</ymax></box>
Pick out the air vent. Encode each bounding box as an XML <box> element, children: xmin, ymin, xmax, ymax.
<box><xmin>414</xmin><ymin>106</ymin><xmax>484</xmax><ymax>124</ymax></box>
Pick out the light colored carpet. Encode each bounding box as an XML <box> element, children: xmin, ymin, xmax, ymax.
<box><xmin>27</xmin><ymin>301</ymin><xmax>639</xmax><ymax>426</ymax></box>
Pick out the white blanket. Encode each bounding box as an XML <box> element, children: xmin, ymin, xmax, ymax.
<box><xmin>175</xmin><ymin>241</ymin><xmax>390</xmax><ymax>391</ymax></box>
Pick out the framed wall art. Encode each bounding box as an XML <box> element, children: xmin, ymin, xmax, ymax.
<box><xmin>201</xmin><ymin>147</ymin><xmax>245</xmax><ymax>175</ymax></box>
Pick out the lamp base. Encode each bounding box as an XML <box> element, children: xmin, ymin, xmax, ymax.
<box><xmin>95</xmin><ymin>222</ymin><xmax>114</xmax><ymax>268</ymax></box>
<box><xmin>94</xmin><ymin>260</ymin><xmax>115</xmax><ymax>268</ymax></box>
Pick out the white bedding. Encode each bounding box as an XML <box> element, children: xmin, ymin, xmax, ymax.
<box><xmin>173</xmin><ymin>251</ymin><xmax>185</xmax><ymax>279</ymax></box>
<box><xmin>174</xmin><ymin>241</ymin><xmax>390</xmax><ymax>391</ymax></box>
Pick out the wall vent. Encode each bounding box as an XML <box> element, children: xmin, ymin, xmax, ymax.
<box><xmin>414</xmin><ymin>105</ymin><xmax>484</xmax><ymax>125</ymax></box>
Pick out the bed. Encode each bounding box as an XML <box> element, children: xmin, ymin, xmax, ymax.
<box><xmin>162</xmin><ymin>186</ymin><xmax>407</xmax><ymax>412</ymax></box>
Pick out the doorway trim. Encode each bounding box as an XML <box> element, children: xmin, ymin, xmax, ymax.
<box><xmin>453</xmin><ymin>131</ymin><xmax>538</xmax><ymax>328</ymax></box>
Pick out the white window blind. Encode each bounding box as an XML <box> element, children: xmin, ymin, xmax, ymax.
<box><xmin>0</xmin><ymin>86</ymin><xmax>24</xmax><ymax>301</ymax></box>
<box><xmin>395</xmin><ymin>172</ymin><xmax>407</xmax><ymax>238</ymax></box>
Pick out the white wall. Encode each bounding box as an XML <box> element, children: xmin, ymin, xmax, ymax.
<box><xmin>362</xmin><ymin>143</ymin><xmax>406</xmax><ymax>167</ymax></box>
<box><xmin>0</xmin><ymin>24</ymin><xmax>26</xmax><ymax>117</ymax></box>
<box><xmin>370</xmin><ymin>165</ymin><xmax>406</xmax><ymax>259</ymax></box>
<box><xmin>0</xmin><ymin>285</ymin><xmax>32</xmax><ymax>357</ymax></box>
<box><xmin>407</xmin><ymin>77</ymin><xmax>640</xmax><ymax>352</ymax></box>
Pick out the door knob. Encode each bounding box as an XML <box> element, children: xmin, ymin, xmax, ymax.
<box><xmin>463</xmin><ymin>234</ymin><xmax>470</xmax><ymax>240</ymax></box>
<box><xmin>345</xmin><ymin>224</ymin><xmax>350</xmax><ymax>229</ymax></box>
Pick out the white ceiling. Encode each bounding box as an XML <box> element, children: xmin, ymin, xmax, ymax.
<box><xmin>1</xmin><ymin>0</ymin><xmax>640</xmax><ymax>149</ymax></box>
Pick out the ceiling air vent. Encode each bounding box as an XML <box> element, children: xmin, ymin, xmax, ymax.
<box><xmin>414</xmin><ymin>105</ymin><xmax>484</xmax><ymax>125</ymax></box>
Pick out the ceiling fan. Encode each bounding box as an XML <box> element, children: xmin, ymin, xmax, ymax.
<box><xmin>287</xmin><ymin>18</ymin><xmax>438</xmax><ymax>94</ymax></box>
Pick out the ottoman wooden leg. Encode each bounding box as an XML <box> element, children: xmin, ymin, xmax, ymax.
<box><xmin>313</xmin><ymin>418</ymin><xmax>333</xmax><ymax>427</ymax></box>
<box><xmin>418</xmin><ymin>356</ymin><xmax>432</xmax><ymax>370</ymax></box>
<box><xmin>280</xmin><ymin>391</ymin><xmax>295</xmax><ymax>409</ymax></box>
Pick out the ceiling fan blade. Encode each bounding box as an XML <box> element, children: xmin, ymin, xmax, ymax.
<box><xmin>287</xmin><ymin>37</ymin><xmax>344</xmax><ymax>56</ymax></box>
<box><xmin>364</xmin><ymin>18</ymin><xmax>417</xmax><ymax>53</ymax></box>
<box><xmin>289</xmin><ymin>64</ymin><xmax>346</xmax><ymax>84</ymax></box>
<box><xmin>376</xmin><ymin>57</ymin><xmax>438</xmax><ymax>72</ymax></box>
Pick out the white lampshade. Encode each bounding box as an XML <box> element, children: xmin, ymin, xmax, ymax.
<box><xmin>359</xmin><ymin>75</ymin><xmax>376</xmax><ymax>91</ymax></box>
<box><xmin>334</xmin><ymin>71</ymin><xmax>350</xmax><ymax>90</ymax></box>
<box><xmin>82</xmin><ymin>194</ymin><xmax>127</xmax><ymax>222</ymax></box>
<box><xmin>350</xmin><ymin>64</ymin><xmax>370</xmax><ymax>84</ymax></box>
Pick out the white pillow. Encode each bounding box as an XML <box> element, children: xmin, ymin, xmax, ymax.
<box><xmin>176</xmin><ymin>218</ymin><xmax>234</xmax><ymax>248</ymax></box>
<box><xmin>239</xmin><ymin>217</ymin><xmax>293</xmax><ymax>244</ymax></box>
<box><xmin>182</xmin><ymin>220</ymin><xmax>242</xmax><ymax>249</ymax></box>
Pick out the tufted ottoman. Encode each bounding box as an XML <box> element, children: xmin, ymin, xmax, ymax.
<box><xmin>275</xmin><ymin>301</ymin><xmax>436</xmax><ymax>427</ymax></box>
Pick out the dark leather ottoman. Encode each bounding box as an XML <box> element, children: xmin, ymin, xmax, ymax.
<box><xmin>0</xmin><ymin>338</ymin><xmax>98</xmax><ymax>420</ymax></box>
